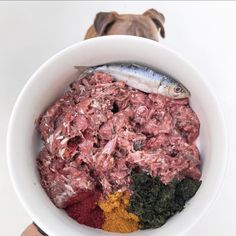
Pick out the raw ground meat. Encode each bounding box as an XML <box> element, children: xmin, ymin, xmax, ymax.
<box><xmin>37</xmin><ymin>71</ymin><xmax>201</xmax><ymax>208</ymax></box>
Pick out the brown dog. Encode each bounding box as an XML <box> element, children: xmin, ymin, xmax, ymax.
<box><xmin>85</xmin><ymin>9</ymin><xmax>165</xmax><ymax>41</ymax></box>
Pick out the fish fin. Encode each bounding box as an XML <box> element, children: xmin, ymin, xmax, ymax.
<box><xmin>129</xmin><ymin>63</ymin><xmax>150</xmax><ymax>72</ymax></box>
<box><xmin>132</xmin><ymin>63</ymin><xmax>144</xmax><ymax>68</ymax></box>
<box><xmin>74</xmin><ymin>66</ymin><xmax>89</xmax><ymax>73</ymax></box>
<box><xmin>74</xmin><ymin>66</ymin><xmax>94</xmax><ymax>80</ymax></box>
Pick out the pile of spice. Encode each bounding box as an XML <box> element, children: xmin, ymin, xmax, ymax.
<box><xmin>36</xmin><ymin>71</ymin><xmax>201</xmax><ymax>233</ymax></box>
<box><xmin>98</xmin><ymin>191</ymin><xmax>139</xmax><ymax>232</ymax></box>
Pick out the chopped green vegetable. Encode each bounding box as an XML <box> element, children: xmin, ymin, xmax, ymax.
<box><xmin>127</xmin><ymin>171</ymin><xmax>201</xmax><ymax>229</ymax></box>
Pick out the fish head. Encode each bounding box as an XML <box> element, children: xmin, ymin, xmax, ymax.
<box><xmin>158</xmin><ymin>78</ymin><xmax>190</xmax><ymax>99</ymax></box>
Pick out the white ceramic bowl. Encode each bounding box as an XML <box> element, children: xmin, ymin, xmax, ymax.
<box><xmin>7</xmin><ymin>36</ymin><xmax>228</xmax><ymax>236</ymax></box>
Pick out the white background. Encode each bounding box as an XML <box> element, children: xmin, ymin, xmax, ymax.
<box><xmin>1</xmin><ymin>1</ymin><xmax>236</xmax><ymax>235</ymax></box>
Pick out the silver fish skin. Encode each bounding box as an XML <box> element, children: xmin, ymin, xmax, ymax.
<box><xmin>75</xmin><ymin>63</ymin><xmax>190</xmax><ymax>99</ymax></box>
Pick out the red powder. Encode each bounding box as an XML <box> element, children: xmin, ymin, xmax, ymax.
<box><xmin>65</xmin><ymin>190</ymin><xmax>104</xmax><ymax>229</ymax></box>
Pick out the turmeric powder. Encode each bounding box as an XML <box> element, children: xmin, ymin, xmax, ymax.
<box><xmin>98</xmin><ymin>191</ymin><xmax>139</xmax><ymax>233</ymax></box>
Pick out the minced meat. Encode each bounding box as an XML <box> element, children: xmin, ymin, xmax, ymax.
<box><xmin>37</xmin><ymin>72</ymin><xmax>201</xmax><ymax>208</ymax></box>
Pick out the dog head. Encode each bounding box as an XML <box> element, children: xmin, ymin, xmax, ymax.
<box><xmin>85</xmin><ymin>9</ymin><xmax>165</xmax><ymax>41</ymax></box>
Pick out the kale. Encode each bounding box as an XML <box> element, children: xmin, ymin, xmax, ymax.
<box><xmin>175</xmin><ymin>177</ymin><xmax>202</xmax><ymax>202</ymax></box>
<box><xmin>127</xmin><ymin>171</ymin><xmax>201</xmax><ymax>229</ymax></box>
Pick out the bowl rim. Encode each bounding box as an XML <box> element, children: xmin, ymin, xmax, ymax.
<box><xmin>7</xmin><ymin>35</ymin><xmax>229</xmax><ymax>236</ymax></box>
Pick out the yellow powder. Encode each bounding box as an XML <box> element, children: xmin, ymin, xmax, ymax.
<box><xmin>98</xmin><ymin>191</ymin><xmax>139</xmax><ymax>233</ymax></box>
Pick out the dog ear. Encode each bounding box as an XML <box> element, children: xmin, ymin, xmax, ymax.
<box><xmin>143</xmin><ymin>9</ymin><xmax>165</xmax><ymax>38</ymax></box>
<box><xmin>94</xmin><ymin>12</ymin><xmax>118</xmax><ymax>36</ymax></box>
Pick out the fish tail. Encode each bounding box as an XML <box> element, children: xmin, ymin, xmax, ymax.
<box><xmin>74</xmin><ymin>66</ymin><xmax>95</xmax><ymax>80</ymax></box>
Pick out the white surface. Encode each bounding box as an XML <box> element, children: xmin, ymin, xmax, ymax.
<box><xmin>7</xmin><ymin>35</ymin><xmax>228</xmax><ymax>236</ymax></box>
<box><xmin>0</xmin><ymin>1</ymin><xmax>236</xmax><ymax>235</ymax></box>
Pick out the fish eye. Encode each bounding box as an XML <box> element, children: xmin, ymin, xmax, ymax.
<box><xmin>174</xmin><ymin>86</ymin><xmax>182</xmax><ymax>93</ymax></box>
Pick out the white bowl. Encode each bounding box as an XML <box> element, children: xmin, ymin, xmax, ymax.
<box><xmin>7</xmin><ymin>36</ymin><xmax>228</xmax><ymax>236</ymax></box>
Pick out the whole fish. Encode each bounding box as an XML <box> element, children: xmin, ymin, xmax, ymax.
<box><xmin>75</xmin><ymin>63</ymin><xmax>190</xmax><ymax>99</ymax></box>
